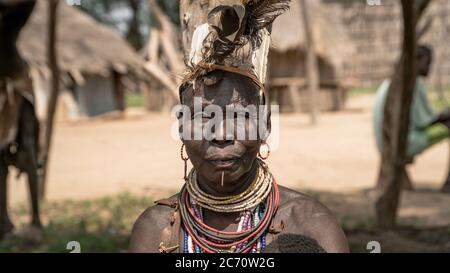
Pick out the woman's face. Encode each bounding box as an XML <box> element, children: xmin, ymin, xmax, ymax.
<box><xmin>180</xmin><ymin>71</ymin><xmax>267</xmax><ymax>188</ymax></box>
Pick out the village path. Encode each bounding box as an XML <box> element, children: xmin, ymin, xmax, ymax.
<box><xmin>8</xmin><ymin>95</ymin><xmax>448</xmax><ymax>204</ymax></box>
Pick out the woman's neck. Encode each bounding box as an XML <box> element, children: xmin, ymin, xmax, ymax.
<box><xmin>196</xmin><ymin>160</ymin><xmax>258</xmax><ymax>198</ymax></box>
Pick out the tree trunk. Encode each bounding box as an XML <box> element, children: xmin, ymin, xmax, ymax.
<box><xmin>375</xmin><ymin>0</ymin><xmax>432</xmax><ymax>229</ymax></box>
<box><xmin>148</xmin><ymin>0</ymin><xmax>184</xmax><ymax>73</ymax></box>
<box><xmin>179</xmin><ymin>0</ymin><xmax>213</xmax><ymax>61</ymax></box>
<box><xmin>288</xmin><ymin>84</ymin><xmax>302</xmax><ymax>113</ymax></box>
<box><xmin>145</xmin><ymin>0</ymin><xmax>185</xmax><ymax>110</ymax></box>
<box><xmin>126</xmin><ymin>0</ymin><xmax>143</xmax><ymax>50</ymax></box>
<box><xmin>300</xmin><ymin>0</ymin><xmax>319</xmax><ymax>124</ymax></box>
<box><xmin>39</xmin><ymin>0</ymin><xmax>60</xmax><ymax>200</ymax></box>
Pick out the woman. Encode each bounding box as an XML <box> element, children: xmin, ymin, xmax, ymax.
<box><xmin>130</xmin><ymin>0</ymin><xmax>348</xmax><ymax>253</ymax></box>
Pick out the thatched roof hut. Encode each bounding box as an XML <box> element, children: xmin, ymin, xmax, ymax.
<box><xmin>18</xmin><ymin>0</ymin><xmax>143</xmax><ymax>79</ymax></box>
<box><xmin>268</xmin><ymin>0</ymin><xmax>355</xmax><ymax>112</ymax></box>
<box><xmin>17</xmin><ymin>0</ymin><xmax>145</xmax><ymax>119</ymax></box>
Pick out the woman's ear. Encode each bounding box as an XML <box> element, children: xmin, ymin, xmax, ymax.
<box><xmin>261</xmin><ymin>88</ymin><xmax>271</xmax><ymax>140</ymax></box>
<box><xmin>266</xmin><ymin>110</ymin><xmax>272</xmax><ymax>136</ymax></box>
<box><xmin>176</xmin><ymin>102</ymin><xmax>192</xmax><ymax>142</ymax></box>
<box><xmin>259</xmin><ymin>105</ymin><xmax>271</xmax><ymax>142</ymax></box>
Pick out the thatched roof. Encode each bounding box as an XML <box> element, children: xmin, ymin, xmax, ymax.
<box><xmin>271</xmin><ymin>0</ymin><xmax>355</xmax><ymax>70</ymax></box>
<box><xmin>18</xmin><ymin>0</ymin><xmax>144</xmax><ymax>81</ymax></box>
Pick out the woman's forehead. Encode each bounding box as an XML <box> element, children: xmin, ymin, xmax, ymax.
<box><xmin>184</xmin><ymin>72</ymin><xmax>260</xmax><ymax>107</ymax></box>
<box><xmin>184</xmin><ymin>88</ymin><xmax>258</xmax><ymax>109</ymax></box>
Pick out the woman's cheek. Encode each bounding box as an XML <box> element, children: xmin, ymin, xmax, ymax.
<box><xmin>184</xmin><ymin>140</ymin><xmax>203</xmax><ymax>160</ymax></box>
<box><xmin>239</xmin><ymin>139</ymin><xmax>260</xmax><ymax>152</ymax></box>
<box><xmin>180</xmin><ymin>118</ymin><xmax>205</xmax><ymax>141</ymax></box>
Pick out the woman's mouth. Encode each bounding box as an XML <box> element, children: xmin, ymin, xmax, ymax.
<box><xmin>209</xmin><ymin>158</ymin><xmax>239</xmax><ymax>169</ymax></box>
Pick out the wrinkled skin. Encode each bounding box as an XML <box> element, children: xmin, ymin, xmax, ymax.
<box><xmin>181</xmin><ymin>70</ymin><xmax>264</xmax><ymax>196</ymax></box>
<box><xmin>130</xmin><ymin>71</ymin><xmax>349</xmax><ymax>253</ymax></box>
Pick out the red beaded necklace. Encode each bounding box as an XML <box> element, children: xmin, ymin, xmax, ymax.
<box><xmin>179</xmin><ymin>177</ymin><xmax>280</xmax><ymax>253</ymax></box>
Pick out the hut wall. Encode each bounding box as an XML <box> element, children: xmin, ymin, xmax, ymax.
<box><xmin>269</xmin><ymin>50</ymin><xmax>306</xmax><ymax>78</ymax></box>
<box><xmin>30</xmin><ymin>69</ymin><xmax>50</xmax><ymax>122</ymax></box>
<box><xmin>60</xmin><ymin>88</ymin><xmax>80</xmax><ymax>120</ymax></box>
<box><xmin>321</xmin><ymin>0</ymin><xmax>450</xmax><ymax>88</ymax></box>
<box><xmin>144</xmin><ymin>84</ymin><xmax>171</xmax><ymax>112</ymax></box>
<box><xmin>75</xmin><ymin>74</ymin><xmax>118</xmax><ymax>117</ymax></box>
<box><xmin>268</xmin><ymin>50</ymin><xmax>341</xmax><ymax>112</ymax></box>
<box><xmin>269</xmin><ymin>50</ymin><xmax>337</xmax><ymax>85</ymax></box>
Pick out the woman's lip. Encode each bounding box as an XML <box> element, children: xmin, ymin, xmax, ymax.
<box><xmin>208</xmin><ymin>158</ymin><xmax>239</xmax><ymax>169</ymax></box>
<box><xmin>205</xmin><ymin>155</ymin><xmax>241</xmax><ymax>161</ymax></box>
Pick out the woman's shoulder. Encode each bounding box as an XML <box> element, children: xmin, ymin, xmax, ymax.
<box><xmin>278</xmin><ymin>186</ymin><xmax>331</xmax><ymax>216</ymax></box>
<box><xmin>277</xmin><ymin>186</ymin><xmax>349</xmax><ymax>253</ymax></box>
<box><xmin>129</xmin><ymin>193</ymin><xmax>180</xmax><ymax>253</ymax></box>
<box><xmin>137</xmin><ymin>194</ymin><xmax>179</xmax><ymax>223</ymax></box>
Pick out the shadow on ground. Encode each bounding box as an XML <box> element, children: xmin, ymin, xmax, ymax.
<box><xmin>0</xmin><ymin>193</ymin><xmax>153</xmax><ymax>253</ymax></box>
<box><xmin>306</xmin><ymin>188</ymin><xmax>450</xmax><ymax>253</ymax></box>
<box><xmin>1</xmin><ymin>189</ymin><xmax>449</xmax><ymax>253</ymax></box>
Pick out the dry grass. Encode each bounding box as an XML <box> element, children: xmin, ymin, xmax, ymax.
<box><xmin>2</xmin><ymin>189</ymin><xmax>449</xmax><ymax>253</ymax></box>
<box><xmin>0</xmin><ymin>193</ymin><xmax>154</xmax><ymax>253</ymax></box>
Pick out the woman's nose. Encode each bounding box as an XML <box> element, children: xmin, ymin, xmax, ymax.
<box><xmin>211</xmin><ymin>120</ymin><xmax>234</xmax><ymax>145</ymax></box>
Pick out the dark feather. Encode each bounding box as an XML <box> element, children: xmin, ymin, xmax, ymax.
<box><xmin>245</xmin><ymin>0</ymin><xmax>290</xmax><ymax>48</ymax></box>
<box><xmin>197</xmin><ymin>0</ymin><xmax>290</xmax><ymax>67</ymax></box>
<box><xmin>248</xmin><ymin>0</ymin><xmax>290</xmax><ymax>28</ymax></box>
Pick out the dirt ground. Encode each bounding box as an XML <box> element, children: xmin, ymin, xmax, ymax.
<box><xmin>8</xmin><ymin>94</ymin><xmax>449</xmax><ymax>201</ymax></box>
<box><xmin>5</xmin><ymin>94</ymin><xmax>450</xmax><ymax>252</ymax></box>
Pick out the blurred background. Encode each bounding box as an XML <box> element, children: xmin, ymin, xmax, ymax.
<box><xmin>1</xmin><ymin>0</ymin><xmax>450</xmax><ymax>253</ymax></box>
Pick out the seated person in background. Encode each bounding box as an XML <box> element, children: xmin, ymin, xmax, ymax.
<box><xmin>374</xmin><ymin>45</ymin><xmax>450</xmax><ymax>193</ymax></box>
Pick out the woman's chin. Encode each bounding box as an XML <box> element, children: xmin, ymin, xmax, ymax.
<box><xmin>212</xmin><ymin>169</ymin><xmax>246</xmax><ymax>186</ymax></box>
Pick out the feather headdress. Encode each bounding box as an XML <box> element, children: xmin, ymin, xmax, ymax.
<box><xmin>184</xmin><ymin>0</ymin><xmax>290</xmax><ymax>88</ymax></box>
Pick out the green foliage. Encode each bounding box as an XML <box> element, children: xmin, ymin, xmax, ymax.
<box><xmin>348</xmin><ymin>86</ymin><xmax>378</xmax><ymax>97</ymax></box>
<box><xmin>431</xmin><ymin>87</ymin><xmax>450</xmax><ymax>111</ymax></box>
<box><xmin>433</xmin><ymin>98</ymin><xmax>450</xmax><ymax>111</ymax></box>
<box><xmin>76</xmin><ymin>0</ymin><xmax>180</xmax><ymax>49</ymax></box>
<box><xmin>155</xmin><ymin>0</ymin><xmax>180</xmax><ymax>26</ymax></box>
<box><xmin>77</xmin><ymin>0</ymin><xmax>128</xmax><ymax>29</ymax></box>
<box><xmin>0</xmin><ymin>193</ymin><xmax>153</xmax><ymax>253</ymax></box>
<box><xmin>125</xmin><ymin>93</ymin><xmax>145</xmax><ymax>108</ymax></box>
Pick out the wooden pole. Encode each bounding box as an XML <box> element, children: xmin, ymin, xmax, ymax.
<box><xmin>288</xmin><ymin>83</ymin><xmax>302</xmax><ymax>113</ymax></box>
<box><xmin>179</xmin><ymin>0</ymin><xmax>213</xmax><ymax>60</ymax></box>
<box><xmin>148</xmin><ymin>28</ymin><xmax>160</xmax><ymax>64</ymax></box>
<box><xmin>145</xmin><ymin>0</ymin><xmax>185</xmax><ymax>110</ymax></box>
<box><xmin>144</xmin><ymin>62</ymin><xmax>178</xmax><ymax>99</ymax></box>
<box><xmin>148</xmin><ymin>0</ymin><xmax>184</xmax><ymax>73</ymax></box>
<box><xmin>39</xmin><ymin>0</ymin><xmax>59</xmax><ymax>200</ymax></box>
<box><xmin>375</xmin><ymin>0</ymin><xmax>432</xmax><ymax>229</ymax></box>
<box><xmin>300</xmin><ymin>0</ymin><xmax>319</xmax><ymax>124</ymax></box>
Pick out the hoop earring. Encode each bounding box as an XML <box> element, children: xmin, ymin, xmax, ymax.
<box><xmin>258</xmin><ymin>142</ymin><xmax>271</xmax><ymax>160</ymax></box>
<box><xmin>180</xmin><ymin>144</ymin><xmax>190</xmax><ymax>182</ymax></box>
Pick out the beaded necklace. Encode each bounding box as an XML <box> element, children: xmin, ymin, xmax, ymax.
<box><xmin>179</xmin><ymin>159</ymin><xmax>279</xmax><ymax>253</ymax></box>
<box><xmin>186</xmin><ymin>160</ymin><xmax>273</xmax><ymax>212</ymax></box>
<box><xmin>183</xmin><ymin>203</ymin><xmax>268</xmax><ymax>253</ymax></box>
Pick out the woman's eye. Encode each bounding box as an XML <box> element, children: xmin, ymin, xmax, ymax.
<box><xmin>233</xmin><ymin>112</ymin><xmax>254</xmax><ymax>119</ymax></box>
<box><xmin>193</xmin><ymin>112</ymin><xmax>212</xmax><ymax>119</ymax></box>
